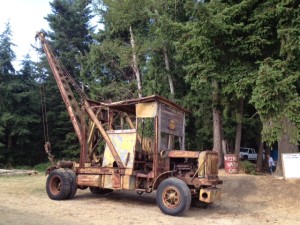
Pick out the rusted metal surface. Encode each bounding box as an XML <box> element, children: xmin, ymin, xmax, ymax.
<box><xmin>113</xmin><ymin>170</ymin><xmax>121</xmax><ymax>188</ymax></box>
<box><xmin>224</xmin><ymin>154</ymin><xmax>239</xmax><ymax>174</ymax></box>
<box><xmin>77</xmin><ymin>174</ymin><xmax>101</xmax><ymax>187</ymax></box>
<box><xmin>35</xmin><ymin>32</ymin><xmax>85</xmax><ymax>145</ymax></box>
<box><xmin>198</xmin><ymin>151</ymin><xmax>219</xmax><ymax>178</ymax></box>
<box><xmin>168</xmin><ymin>150</ymin><xmax>199</xmax><ymax>158</ymax></box>
<box><xmin>136</xmin><ymin>102</ymin><xmax>158</xmax><ymax>118</ymax></box>
<box><xmin>101</xmin><ymin>95</ymin><xmax>190</xmax><ymax>115</ymax></box>
<box><xmin>102</xmin><ymin>130</ymin><xmax>136</xmax><ymax>169</ymax></box>
<box><xmin>84</xmin><ymin>100</ymin><xmax>124</xmax><ymax>168</ymax></box>
<box><xmin>58</xmin><ymin>161</ymin><xmax>74</xmax><ymax>169</ymax></box>
<box><xmin>80</xmin><ymin>106</ymin><xmax>87</xmax><ymax>168</ymax></box>
<box><xmin>162</xmin><ymin>186</ymin><xmax>181</xmax><ymax>209</ymax></box>
<box><xmin>199</xmin><ymin>188</ymin><xmax>222</xmax><ymax>203</ymax></box>
<box><xmin>38</xmin><ymin>31</ymin><xmax>222</xmax><ymax>214</ymax></box>
<box><xmin>160</xmin><ymin>104</ymin><xmax>184</xmax><ymax>137</ymax></box>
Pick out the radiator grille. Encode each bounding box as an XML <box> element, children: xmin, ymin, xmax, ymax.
<box><xmin>198</xmin><ymin>151</ymin><xmax>219</xmax><ymax>177</ymax></box>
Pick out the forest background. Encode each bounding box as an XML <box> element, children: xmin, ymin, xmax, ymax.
<box><xmin>0</xmin><ymin>0</ymin><xmax>299</xmax><ymax>174</ymax></box>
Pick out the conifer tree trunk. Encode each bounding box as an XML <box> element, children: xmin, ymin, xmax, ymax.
<box><xmin>276</xmin><ymin>118</ymin><xmax>299</xmax><ymax>176</ymax></box>
<box><xmin>163</xmin><ymin>46</ymin><xmax>175</xmax><ymax>96</ymax></box>
<box><xmin>256</xmin><ymin>136</ymin><xmax>264</xmax><ymax>172</ymax></box>
<box><xmin>234</xmin><ymin>98</ymin><xmax>243</xmax><ymax>156</ymax></box>
<box><xmin>129</xmin><ymin>26</ymin><xmax>142</xmax><ymax>98</ymax></box>
<box><xmin>8</xmin><ymin>135</ymin><xmax>12</xmax><ymax>149</ymax></box>
<box><xmin>212</xmin><ymin>80</ymin><xmax>223</xmax><ymax>168</ymax></box>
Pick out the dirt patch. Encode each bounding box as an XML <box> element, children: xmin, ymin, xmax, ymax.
<box><xmin>0</xmin><ymin>170</ymin><xmax>299</xmax><ymax>225</ymax></box>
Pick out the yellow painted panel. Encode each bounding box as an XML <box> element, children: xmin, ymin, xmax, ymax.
<box><xmin>122</xmin><ymin>175</ymin><xmax>136</xmax><ymax>190</ymax></box>
<box><xmin>102</xmin><ymin>131</ymin><xmax>136</xmax><ymax>170</ymax></box>
<box><xmin>198</xmin><ymin>151</ymin><xmax>206</xmax><ymax>177</ymax></box>
<box><xmin>199</xmin><ymin>188</ymin><xmax>222</xmax><ymax>203</ymax></box>
<box><xmin>103</xmin><ymin>175</ymin><xmax>113</xmax><ymax>189</ymax></box>
<box><xmin>136</xmin><ymin>102</ymin><xmax>157</xmax><ymax>118</ymax></box>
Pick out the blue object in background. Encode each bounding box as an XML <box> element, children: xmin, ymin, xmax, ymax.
<box><xmin>270</xmin><ymin>148</ymin><xmax>278</xmax><ymax>161</ymax></box>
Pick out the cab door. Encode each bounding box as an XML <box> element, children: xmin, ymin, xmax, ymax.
<box><xmin>249</xmin><ymin>149</ymin><xmax>256</xmax><ymax>160</ymax></box>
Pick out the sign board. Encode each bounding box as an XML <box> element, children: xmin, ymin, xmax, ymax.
<box><xmin>282</xmin><ymin>153</ymin><xmax>300</xmax><ymax>179</ymax></box>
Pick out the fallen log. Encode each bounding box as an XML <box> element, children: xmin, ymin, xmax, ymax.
<box><xmin>0</xmin><ymin>169</ymin><xmax>38</xmax><ymax>176</ymax></box>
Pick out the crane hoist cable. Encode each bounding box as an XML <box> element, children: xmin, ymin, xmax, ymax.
<box><xmin>40</xmin><ymin>83</ymin><xmax>55</xmax><ymax>165</ymax></box>
<box><xmin>40</xmin><ymin>82</ymin><xmax>49</xmax><ymax>144</ymax></box>
<box><xmin>35</xmin><ymin>39</ymin><xmax>55</xmax><ymax>165</ymax></box>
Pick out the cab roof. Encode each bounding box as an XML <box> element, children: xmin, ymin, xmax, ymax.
<box><xmin>89</xmin><ymin>95</ymin><xmax>190</xmax><ymax>115</ymax></box>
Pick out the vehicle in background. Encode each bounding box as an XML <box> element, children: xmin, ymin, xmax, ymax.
<box><xmin>239</xmin><ymin>148</ymin><xmax>258</xmax><ymax>161</ymax></box>
<box><xmin>239</xmin><ymin>147</ymin><xmax>266</xmax><ymax>161</ymax></box>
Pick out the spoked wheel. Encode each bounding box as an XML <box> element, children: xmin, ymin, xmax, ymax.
<box><xmin>46</xmin><ymin>169</ymin><xmax>72</xmax><ymax>200</ymax></box>
<box><xmin>156</xmin><ymin>178</ymin><xmax>191</xmax><ymax>216</ymax></box>
<box><xmin>162</xmin><ymin>186</ymin><xmax>181</xmax><ymax>209</ymax></box>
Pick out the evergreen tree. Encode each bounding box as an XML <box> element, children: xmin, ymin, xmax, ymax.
<box><xmin>142</xmin><ymin>0</ymin><xmax>190</xmax><ymax>100</ymax></box>
<box><xmin>39</xmin><ymin>0</ymin><xmax>94</xmax><ymax>158</ymax></box>
<box><xmin>217</xmin><ymin>0</ymin><xmax>280</xmax><ymax>161</ymax></box>
<box><xmin>45</xmin><ymin>0</ymin><xmax>94</xmax><ymax>77</ymax></box>
<box><xmin>251</xmin><ymin>0</ymin><xmax>300</xmax><ymax>174</ymax></box>
<box><xmin>175</xmin><ymin>1</ymin><xmax>227</xmax><ymax>166</ymax></box>
<box><xmin>0</xmin><ymin>22</ymin><xmax>15</xmax><ymax>77</ymax></box>
<box><xmin>88</xmin><ymin>0</ymin><xmax>165</xmax><ymax>100</ymax></box>
<box><xmin>0</xmin><ymin>22</ymin><xmax>16</xmax><ymax>164</ymax></box>
<box><xmin>0</xmin><ymin>51</ymin><xmax>42</xmax><ymax>166</ymax></box>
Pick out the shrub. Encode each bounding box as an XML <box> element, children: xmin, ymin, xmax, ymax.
<box><xmin>15</xmin><ymin>165</ymin><xmax>31</xmax><ymax>170</ymax></box>
<box><xmin>239</xmin><ymin>160</ymin><xmax>257</xmax><ymax>175</ymax></box>
<box><xmin>33</xmin><ymin>162</ymin><xmax>51</xmax><ymax>173</ymax></box>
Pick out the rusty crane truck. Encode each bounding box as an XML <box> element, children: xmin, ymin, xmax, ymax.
<box><xmin>35</xmin><ymin>31</ymin><xmax>222</xmax><ymax>216</ymax></box>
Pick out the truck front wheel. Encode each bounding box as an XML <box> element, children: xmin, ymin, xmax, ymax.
<box><xmin>156</xmin><ymin>178</ymin><xmax>191</xmax><ymax>216</ymax></box>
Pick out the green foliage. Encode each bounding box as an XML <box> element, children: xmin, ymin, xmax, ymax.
<box><xmin>1</xmin><ymin>0</ymin><xmax>299</xmax><ymax>168</ymax></box>
<box><xmin>239</xmin><ymin>160</ymin><xmax>257</xmax><ymax>175</ymax></box>
<box><xmin>0</xmin><ymin>22</ymin><xmax>16</xmax><ymax>76</ymax></box>
<box><xmin>33</xmin><ymin>162</ymin><xmax>52</xmax><ymax>173</ymax></box>
<box><xmin>251</xmin><ymin>59</ymin><xmax>300</xmax><ymax>144</ymax></box>
<box><xmin>15</xmin><ymin>165</ymin><xmax>31</xmax><ymax>170</ymax></box>
<box><xmin>250</xmin><ymin>1</ymin><xmax>300</xmax><ymax>146</ymax></box>
<box><xmin>37</xmin><ymin>0</ymin><xmax>95</xmax><ymax>159</ymax></box>
<box><xmin>45</xmin><ymin>0</ymin><xmax>93</xmax><ymax>77</ymax></box>
<box><xmin>0</xmin><ymin>52</ymin><xmax>45</xmax><ymax>167</ymax></box>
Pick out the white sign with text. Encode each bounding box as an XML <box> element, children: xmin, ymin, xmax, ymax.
<box><xmin>282</xmin><ymin>153</ymin><xmax>300</xmax><ymax>179</ymax></box>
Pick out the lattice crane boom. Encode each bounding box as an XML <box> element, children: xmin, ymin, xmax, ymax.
<box><xmin>35</xmin><ymin>31</ymin><xmax>85</xmax><ymax>145</ymax></box>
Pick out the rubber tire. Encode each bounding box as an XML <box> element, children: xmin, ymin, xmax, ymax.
<box><xmin>156</xmin><ymin>177</ymin><xmax>191</xmax><ymax>216</ymax></box>
<box><xmin>243</xmin><ymin>155</ymin><xmax>248</xmax><ymax>160</ymax></box>
<box><xmin>64</xmin><ymin>168</ymin><xmax>77</xmax><ymax>199</ymax></box>
<box><xmin>46</xmin><ymin>169</ymin><xmax>72</xmax><ymax>200</ymax></box>
<box><xmin>89</xmin><ymin>187</ymin><xmax>113</xmax><ymax>195</ymax></box>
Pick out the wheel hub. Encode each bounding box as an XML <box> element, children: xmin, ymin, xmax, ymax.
<box><xmin>163</xmin><ymin>186</ymin><xmax>181</xmax><ymax>208</ymax></box>
<box><xmin>50</xmin><ymin>176</ymin><xmax>61</xmax><ymax>195</ymax></box>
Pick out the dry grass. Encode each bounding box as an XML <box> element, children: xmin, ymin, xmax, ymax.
<box><xmin>0</xmin><ymin>171</ymin><xmax>300</xmax><ymax>225</ymax></box>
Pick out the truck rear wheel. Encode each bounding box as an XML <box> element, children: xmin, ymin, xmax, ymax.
<box><xmin>46</xmin><ymin>169</ymin><xmax>71</xmax><ymax>200</ymax></box>
<box><xmin>156</xmin><ymin>178</ymin><xmax>191</xmax><ymax>216</ymax></box>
